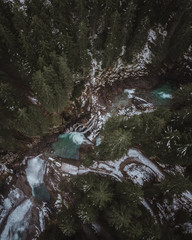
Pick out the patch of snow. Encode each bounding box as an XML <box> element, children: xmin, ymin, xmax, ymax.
<box><xmin>96</xmin><ymin>136</ymin><xmax>102</xmax><ymax>146</ymax></box>
<box><xmin>141</xmin><ymin>199</ymin><xmax>155</xmax><ymax>217</ymax></box>
<box><xmin>61</xmin><ymin>163</ymin><xmax>78</xmax><ymax>175</ymax></box>
<box><xmin>3</xmin><ymin>198</ymin><xmax>12</xmax><ymax>210</ymax></box>
<box><xmin>148</xmin><ymin>29</ymin><xmax>157</xmax><ymax>43</ymax></box>
<box><xmin>128</xmin><ymin>149</ymin><xmax>164</xmax><ymax>180</ymax></box>
<box><xmin>0</xmin><ymin>188</ymin><xmax>26</xmax><ymax>225</ymax></box>
<box><xmin>28</xmin><ymin>96</ymin><xmax>39</xmax><ymax>105</ymax></box>
<box><xmin>55</xmin><ymin>162</ymin><xmax>61</xmax><ymax>168</ymax></box>
<box><xmin>183</xmin><ymin>191</ymin><xmax>192</xmax><ymax>202</ymax></box>
<box><xmin>7</xmin><ymin>175</ymin><xmax>12</xmax><ymax>185</ymax></box>
<box><xmin>55</xmin><ymin>194</ymin><xmax>62</xmax><ymax>209</ymax></box>
<box><xmin>124</xmin><ymin>163</ymin><xmax>155</xmax><ymax>185</ymax></box>
<box><xmin>183</xmin><ymin>222</ymin><xmax>192</xmax><ymax>234</ymax></box>
<box><xmin>38</xmin><ymin>208</ymin><xmax>45</xmax><ymax>232</ymax></box>
<box><xmin>92</xmin><ymin>222</ymin><xmax>102</xmax><ymax>233</ymax></box>
<box><xmin>124</xmin><ymin>89</ymin><xmax>135</xmax><ymax>98</ymax></box>
<box><xmin>120</xmin><ymin>46</ymin><xmax>126</xmax><ymax>56</ymax></box>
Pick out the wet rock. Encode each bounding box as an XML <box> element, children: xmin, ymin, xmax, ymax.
<box><xmin>15</xmin><ymin>175</ymin><xmax>32</xmax><ymax>197</ymax></box>
<box><xmin>79</xmin><ymin>143</ymin><xmax>94</xmax><ymax>161</ymax></box>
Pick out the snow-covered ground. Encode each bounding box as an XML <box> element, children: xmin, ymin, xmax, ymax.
<box><xmin>60</xmin><ymin>148</ymin><xmax>164</xmax><ymax>185</ymax></box>
<box><xmin>128</xmin><ymin>149</ymin><xmax>164</xmax><ymax>180</ymax></box>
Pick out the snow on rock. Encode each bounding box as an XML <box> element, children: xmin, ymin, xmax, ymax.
<box><xmin>61</xmin><ymin>155</ymin><xmax>127</xmax><ymax>181</ymax></box>
<box><xmin>128</xmin><ymin>149</ymin><xmax>164</xmax><ymax>180</ymax></box>
<box><xmin>135</xmin><ymin>29</ymin><xmax>156</xmax><ymax>67</ymax></box>
<box><xmin>141</xmin><ymin>199</ymin><xmax>155</xmax><ymax>218</ymax></box>
<box><xmin>183</xmin><ymin>223</ymin><xmax>192</xmax><ymax>234</ymax></box>
<box><xmin>158</xmin><ymin>24</ymin><xmax>167</xmax><ymax>41</ymax></box>
<box><xmin>61</xmin><ymin>163</ymin><xmax>78</xmax><ymax>175</ymax></box>
<box><xmin>55</xmin><ymin>194</ymin><xmax>63</xmax><ymax>209</ymax></box>
<box><xmin>38</xmin><ymin>203</ymin><xmax>49</xmax><ymax>232</ymax></box>
<box><xmin>25</xmin><ymin>156</ymin><xmax>46</xmax><ymax>195</ymax></box>
<box><xmin>3</xmin><ymin>198</ymin><xmax>12</xmax><ymax>210</ymax></box>
<box><xmin>155</xmin><ymin>192</ymin><xmax>192</xmax><ymax>224</ymax></box>
<box><xmin>148</xmin><ymin>29</ymin><xmax>157</xmax><ymax>43</ymax></box>
<box><xmin>92</xmin><ymin>222</ymin><xmax>102</xmax><ymax>233</ymax></box>
<box><xmin>124</xmin><ymin>163</ymin><xmax>155</xmax><ymax>185</ymax></box>
<box><xmin>124</xmin><ymin>89</ymin><xmax>135</xmax><ymax>98</ymax></box>
<box><xmin>96</xmin><ymin>136</ymin><xmax>102</xmax><ymax>146</ymax></box>
<box><xmin>165</xmin><ymin>165</ymin><xmax>186</xmax><ymax>176</ymax></box>
<box><xmin>0</xmin><ymin>188</ymin><xmax>25</xmax><ymax>225</ymax></box>
<box><xmin>28</xmin><ymin>96</ymin><xmax>39</xmax><ymax>105</ymax></box>
<box><xmin>61</xmin><ymin>148</ymin><xmax>163</xmax><ymax>184</ymax></box>
<box><xmin>1</xmin><ymin>199</ymin><xmax>33</xmax><ymax>240</ymax></box>
<box><xmin>183</xmin><ymin>191</ymin><xmax>192</xmax><ymax>202</ymax></box>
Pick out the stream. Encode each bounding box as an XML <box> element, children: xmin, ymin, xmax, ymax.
<box><xmin>2</xmin><ymin>82</ymin><xmax>191</xmax><ymax>240</ymax></box>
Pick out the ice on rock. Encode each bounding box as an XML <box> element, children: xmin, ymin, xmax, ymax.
<box><xmin>124</xmin><ymin>89</ymin><xmax>135</xmax><ymax>98</ymax></box>
<box><xmin>124</xmin><ymin>163</ymin><xmax>154</xmax><ymax>185</ymax></box>
<box><xmin>25</xmin><ymin>156</ymin><xmax>46</xmax><ymax>195</ymax></box>
<box><xmin>3</xmin><ymin>198</ymin><xmax>12</xmax><ymax>210</ymax></box>
<box><xmin>61</xmin><ymin>163</ymin><xmax>78</xmax><ymax>175</ymax></box>
<box><xmin>1</xmin><ymin>199</ymin><xmax>32</xmax><ymax>240</ymax></box>
<box><xmin>128</xmin><ymin>149</ymin><xmax>164</xmax><ymax>180</ymax></box>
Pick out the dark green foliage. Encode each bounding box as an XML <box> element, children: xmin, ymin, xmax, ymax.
<box><xmin>37</xmin><ymin>224</ymin><xmax>65</xmax><ymax>240</ymax></box>
<box><xmin>77</xmin><ymin>21</ymin><xmax>91</xmax><ymax>74</ymax></box>
<box><xmin>94</xmin><ymin>128</ymin><xmax>132</xmax><ymax>160</ymax></box>
<box><xmin>56</xmin><ymin>174</ymin><xmax>157</xmax><ymax>239</ymax></box>
<box><xmin>95</xmin><ymin>84</ymin><xmax>192</xmax><ymax>166</ymax></box>
<box><xmin>160</xmin><ymin>174</ymin><xmax>192</xmax><ymax>199</ymax></box>
<box><xmin>43</xmin><ymin>172</ymin><xmax>192</xmax><ymax>239</ymax></box>
<box><xmin>103</xmin><ymin>11</ymin><xmax>122</xmax><ymax>67</ymax></box>
<box><xmin>13</xmin><ymin>106</ymin><xmax>48</xmax><ymax>136</ymax></box>
<box><xmin>58</xmin><ymin>206</ymin><xmax>78</xmax><ymax>237</ymax></box>
<box><xmin>1</xmin><ymin>0</ymin><xmax>192</xmax><ymax>151</ymax></box>
<box><xmin>171</xmin><ymin>83</ymin><xmax>192</xmax><ymax>109</ymax></box>
<box><xmin>89</xmin><ymin>179</ymin><xmax>113</xmax><ymax>209</ymax></box>
<box><xmin>32</xmin><ymin>54</ymin><xmax>73</xmax><ymax>113</ymax></box>
<box><xmin>92</xmin><ymin>108</ymin><xmax>171</xmax><ymax>161</ymax></box>
<box><xmin>151</xmin><ymin>0</ymin><xmax>192</xmax><ymax>65</ymax></box>
<box><xmin>160</xmin><ymin>225</ymin><xmax>192</xmax><ymax>240</ymax></box>
<box><xmin>77</xmin><ymin>203</ymin><xmax>98</xmax><ymax>224</ymax></box>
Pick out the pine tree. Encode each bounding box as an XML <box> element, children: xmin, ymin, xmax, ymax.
<box><xmin>77</xmin><ymin>21</ymin><xmax>91</xmax><ymax>74</ymax></box>
<box><xmin>160</xmin><ymin>174</ymin><xmax>192</xmax><ymax>199</ymax></box>
<box><xmin>58</xmin><ymin>206</ymin><xmax>78</xmax><ymax>237</ymax></box>
<box><xmin>89</xmin><ymin>179</ymin><xmax>113</xmax><ymax>209</ymax></box>
<box><xmin>103</xmin><ymin>10</ymin><xmax>122</xmax><ymax>68</ymax></box>
<box><xmin>95</xmin><ymin>129</ymin><xmax>132</xmax><ymax>160</ymax></box>
<box><xmin>13</xmin><ymin>106</ymin><xmax>48</xmax><ymax>136</ymax></box>
<box><xmin>77</xmin><ymin>203</ymin><xmax>98</xmax><ymax>224</ymax></box>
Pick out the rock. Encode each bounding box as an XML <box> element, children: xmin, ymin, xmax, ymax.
<box><xmin>79</xmin><ymin>143</ymin><xmax>94</xmax><ymax>161</ymax></box>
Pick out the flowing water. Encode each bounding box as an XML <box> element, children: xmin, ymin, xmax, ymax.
<box><xmin>151</xmin><ymin>83</ymin><xmax>173</xmax><ymax>105</ymax></box>
<box><xmin>0</xmin><ymin>156</ymin><xmax>49</xmax><ymax>240</ymax></box>
<box><xmin>0</xmin><ymin>82</ymin><xmax>176</xmax><ymax>240</ymax></box>
<box><xmin>25</xmin><ymin>156</ymin><xmax>50</xmax><ymax>202</ymax></box>
<box><xmin>52</xmin><ymin>132</ymin><xmax>90</xmax><ymax>160</ymax></box>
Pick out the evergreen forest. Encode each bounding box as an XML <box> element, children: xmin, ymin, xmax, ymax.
<box><xmin>0</xmin><ymin>0</ymin><xmax>192</xmax><ymax>240</ymax></box>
